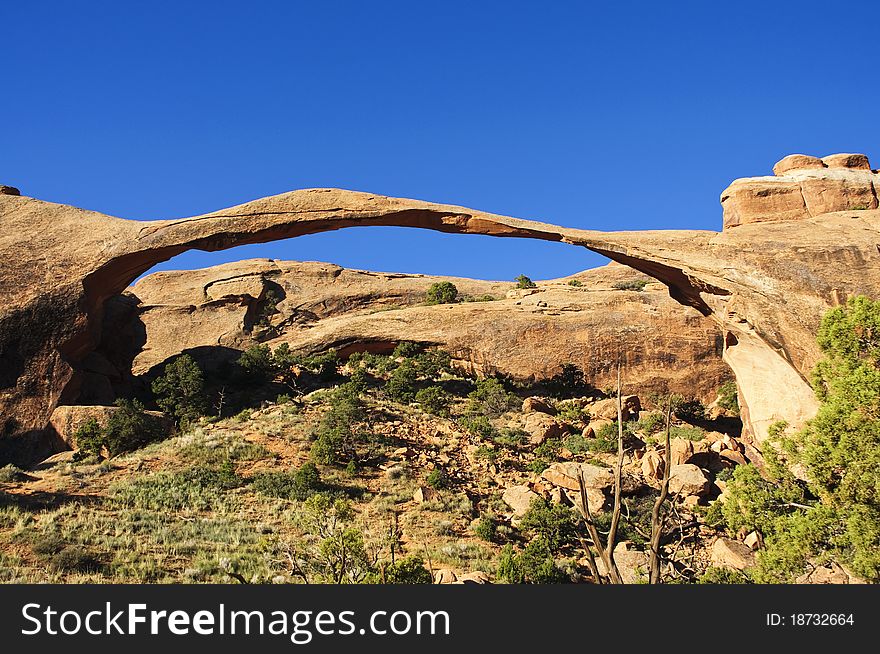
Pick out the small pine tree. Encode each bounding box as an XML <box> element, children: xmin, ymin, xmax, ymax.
<box><xmin>151</xmin><ymin>354</ymin><xmax>207</xmax><ymax>427</ymax></box>
<box><xmin>425</xmin><ymin>282</ymin><xmax>458</xmax><ymax>305</ymax></box>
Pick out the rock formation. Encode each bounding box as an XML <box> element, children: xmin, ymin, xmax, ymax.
<box><xmin>99</xmin><ymin>259</ymin><xmax>727</xmax><ymax>403</ymax></box>
<box><xmin>2</xmin><ymin>153</ymin><xmax>879</xmax><ymax>463</ymax></box>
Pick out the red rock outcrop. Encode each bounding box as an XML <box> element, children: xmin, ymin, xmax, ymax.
<box><xmin>722</xmin><ymin>152</ymin><xmax>878</xmax><ymax>228</ymax></box>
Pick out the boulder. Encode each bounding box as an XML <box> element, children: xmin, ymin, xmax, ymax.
<box><xmin>522</xmin><ymin>397</ymin><xmax>557</xmax><ymax>415</ymax></box>
<box><xmin>563</xmin><ymin>487</ymin><xmax>607</xmax><ymax>513</ymax></box>
<box><xmin>596</xmin><ymin>543</ymin><xmax>648</xmax><ymax>584</ymax></box>
<box><xmin>541</xmin><ymin>462</ymin><xmax>614</xmax><ymax>491</ymax></box>
<box><xmin>821</xmin><ymin>153</ymin><xmax>871</xmax><ymax>170</ymax></box>
<box><xmin>641</xmin><ymin>449</ymin><xmax>664</xmax><ymax>484</ymax></box>
<box><xmin>502</xmin><ymin>484</ymin><xmax>538</xmax><ymax>517</ymax></box>
<box><xmin>433</xmin><ymin>569</ymin><xmax>457</xmax><ymax>584</ymax></box>
<box><xmin>589</xmin><ymin>395</ymin><xmax>641</xmax><ymax>421</ymax></box>
<box><xmin>772</xmin><ymin>154</ymin><xmax>825</xmax><ymax>176</ymax></box>
<box><xmin>668</xmin><ymin>464</ymin><xmax>711</xmax><ymax>497</ymax></box>
<box><xmin>711</xmin><ymin>537</ymin><xmax>756</xmax><ymax>570</ymax></box>
<box><xmin>413</xmin><ymin>486</ymin><xmax>439</xmax><ymax>503</ymax></box>
<box><xmin>743</xmin><ymin>531</ymin><xmax>762</xmax><ymax>550</ymax></box>
<box><xmin>521</xmin><ymin>412</ymin><xmax>567</xmax><ymax>445</ymax></box>
<box><xmin>0</xmin><ymin>185</ymin><xmax>20</xmax><ymax>196</ymax></box>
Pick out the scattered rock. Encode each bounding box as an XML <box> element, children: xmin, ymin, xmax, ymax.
<box><xmin>668</xmin><ymin>464</ymin><xmax>711</xmax><ymax>497</ymax></box>
<box><xmin>502</xmin><ymin>484</ymin><xmax>538</xmax><ymax>517</ymax></box>
<box><xmin>563</xmin><ymin>487</ymin><xmax>607</xmax><ymax>513</ymax></box>
<box><xmin>743</xmin><ymin>531</ymin><xmax>763</xmax><ymax>550</ymax></box>
<box><xmin>434</xmin><ymin>569</ymin><xmax>457</xmax><ymax>584</ymax></box>
<box><xmin>521</xmin><ymin>412</ymin><xmax>567</xmax><ymax>445</ymax></box>
<box><xmin>795</xmin><ymin>561</ymin><xmax>867</xmax><ymax>585</ymax></box>
<box><xmin>413</xmin><ymin>486</ymin><xmax>438</xmax><ymax>504</ymax></box>
<box><xmin>641</xmin><ymin>449</ymin><xmax>664</xmax><ymax>484</ymax></box>
<box><xmin>711</xmin><ymin>537</ymin><xmax>756</xmax><ymax>570</ymax></box>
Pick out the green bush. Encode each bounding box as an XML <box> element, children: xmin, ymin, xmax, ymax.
<box><xmin>636</xmin><ymin>411</ymin><xmax>666</xmax><ymax>434</ymax></box>
<box><xmin>392</xmin><ymin>341</ymin><xmax>422</xmax><ymax>359</ymax></box>
<box><xmin>425</xmin><ymin>282</ymin><xmax>459</xmax><ymax>305</ymax></box>
<box><xmin>385</xmin><ymin>360</ymin><xmax>420</xmax><ymax>402</ymax></box>
<box><xmin>238</xmin><ymin>344</ymin><xmax>277</xmax><ymax>379</ymax></box>
<box><xmin>459</xmin><ymin>415</ymin><xmax>500</xmax><ymax>440</ymax></box>
<box><xmin>717</xmin><ymin>381</ymin><xmax>740</xmax><ymax>415</ymax></box>
<box><xmin>467</xmin><ymin>378</ymin><xmax>518</xmax><ymax>417</ymax></box>
<box><xmin>76</xmin><ymin>400</ymin><xmax>166</xmax><ymax>458</ymax></box>
<box><xmin>311</xmin><ymin>383</ymin><xmax>370</xmax><ymax>466</ymax></box>
<box><xmin>473</xmin><ymin>515</ymin><xmax>498</xmax><ymax>543</ymax></box>
<box><xmin>515</xmin><ymin>274</ymin><xmax>536</xmax><ymax>289</ymax></box>
<box><xmin>413</xmin><ymin>349</ymin><xmax>452</xmax><ymax>379</ymax></box>
<box><xmin>612</xmin><ymin>279</ymin><xmax>647</xmax><ymax>292</ymax></box>
<box><xmin>415</xmin><ymin>386</ymin><xmax>452</xmax><ymax>416</ymax></box>
<box><xmin>496</xmin><ymin>539</ymin><xmax>567</xmax><ymax>584</ymax></box>
<box><xmin>674</xmin><ymin>398</ymin><xmax>707</xmax><ymax>423</ymax></box>
<box><xmin>426</xmin><ymin>467</ymin><xmax>449</xmax><ymax>490</ymax></box>
<box><xmin>567</xmin><ymin>279</ymin><xmax>582</xmax><ymax>287</ymax></box>
<box><xmin>714</xmin><ymin>296</ymin><xmax>880</xmax><ymax>582</ymax></box>
<box><xmin>151</xmin><ymin>354</ymin><xmax>207</xmax><ymax>427</ymax></box>
<box><xmin>378</xmin><ymin>555</ymin><xmax>433</xmax><ymax>584</ymax></box>
<box><xmin>252</xmin><ymin>462</ymin><xmax>323</xmax><ymax>501</ymax></box>
<box><xmin>699</xmin><ymin>566</ymin><xmax>751</xmax><ymax>584</ymax></box>
<box><xmin>517</xmin><ymin>497</ymin><xmax>579</xmax><ymax>550</ymax></box>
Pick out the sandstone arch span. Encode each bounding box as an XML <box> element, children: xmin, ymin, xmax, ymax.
<box><xmin>3</xmin><ymin>157</ymin><xmax>879</xmax><ymax>463</ymax></box>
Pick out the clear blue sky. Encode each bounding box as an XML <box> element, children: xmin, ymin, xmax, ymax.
<box><xmin>3</xmin><ymin>1</ymin><xmax>878</xmax><ymax>281</ymax></box>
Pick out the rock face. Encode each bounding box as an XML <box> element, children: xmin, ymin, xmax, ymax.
<box><xmin>107</xmin><ymin>259</ymin><xmax>727</xmax><ymax>402</ymax></box>
<box><xmin>3</xmin><ymin>153</ymin><xmax>880</xmax><ymax>463</ymax></box>
<box><xmin>722</xmin><ymin>152</ymin><xmax>878</xmax><ymax>229</ymax></box>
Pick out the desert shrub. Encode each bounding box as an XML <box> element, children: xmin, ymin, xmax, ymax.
<box><xmin>528</xmin><ymin>459</ymin><xmax>550</xmax><ymax>473</ymax></box>
<box><xmin>496</xmin><ymin>539</ymin><xmax>567</xmax><ymax>584</ymax></box>
<box><xmin>297</xmin><ymin>349</ymin><xmax>340</xmax><ymax>380</ymax></box>
<box><xmin>567</xmin><ymin>279</ymin><xmax>582</xmax><ymax>287</ymax></box>
<box><xmin>494</xmin><ymin>428</ymin><xmax>530</xmax><ymax>448</ymax></box>
<box><xmin>699</xmin><ymin>566</ymin><xmax>751</xmax><ymax>584</ymax></box>
<box><xmin>0</xmin><ymin>464</ymin><xmax>27</xmax><ymax>483</ymax></box>
<box><xmin>413</xmin><ymin>349</ymin><xmax>452</xmax><ymax>379</ymax></box>
<box><xmin>591</xmin><ymin>421</ymin><xmax>622</xmax><ymax>453</ymax></box>
<box><xmin>151</xmin><ymin>354</ymin><xmax>207</xmax><ymax>427</ymax></box>
<box><xmin>255</xmin><ymin>288</ymin><xmax>280</xmax><ymax>326</ymax></box>
<box><xmin>459</xmin><ymin>415</ymin><xmax>500</xmax><ymax>440</ymax></box>
<box><xmin>717</xmin><ymin>381</ymin><xmax>740</xmax><ymax>415</ymax></box>
<box><xmin>555</xmin><ymin>402</ymin><xmax>588</xmax><ymax>424</ymax></box>
<box><xmin>674</xmin><ymin>398</ymin><xmax>707</xmax><ymax>422</ymax></box>
<box><xmin>612</xmin><ymin>279</ymin><xmax>647</xmax><ymax>291</ymax></box>
<box><xmin>377</xmin><ymin>555</ymin><xmax>433</xmax><ymax>584</ymax></box>
<box><xmin>460</xmin><ymin>294</ymin><xmax>497</xmax><ymax>303</ymax></box>
<box><xmin>517</xmin><ymin>497</ymin><xmax>579</xmax><ymax>550</ymax></box>
<box><xmin>289</xmin><ymin>494</ymin><xmax>373</xmax><ymax>584</ymax></box>
<box><xmin>473</xmin><ymin>515</ymin><xmax>498</xmax><ymax>543</ymax></box>
<box><xmin>561</xmin><ymin>432</ymin><xmax>590</xmax><ymax>454</ymax></box>
<box><xmin>385</xmin><ymin>360</ymin><xmax>420</xmax><ymax>402</ymax></box>
<box><xmin>669</xmin><ymin>425</ymin><xmax>704</xmax><ymax>441</ymax></box>
<box><xmin>237</xmin><ymin>344</ymin><xmax>277</xmax><ymax>381</ymax></box>
<box><xmin>515</xmin><ymin>274</ymin><xmax>536</xmax><ymax>289</ymax></box>
<box><xmin>425</xmin><ymin>282</ymin><xmax>458</xmax><ymax>305</ymax></box>
<box><xmin>76</xmin><ymin>400</ymin><xmax>166</xmax><ymax>458</ymax></box>
<box><xmin>636</xmin><ymin>411</ymin><xmax>666</xmax><ymax>434</ymax></box>
<box><xmin>415</xmin><ymin>386</ymin><xmax>452</xmax><ymax>416</ymax></box>
<box><xmin>426</xmin><ymin>467</ymin><xmax>449</xmax><ymax>490</ymax></box>
<box><xmin>311</xmin><ymin>383</ymin><xmax>371</xmax><ymax>465</ymax></box>
<box><xmin>467</xmin><ymin>378</ymin><xmax>518</xmax><ymax>417</ymax></box>
<box><xmin>252</xmin><ymin>462</ymin><xmax>323</xmax><ymax>501</ymax></box>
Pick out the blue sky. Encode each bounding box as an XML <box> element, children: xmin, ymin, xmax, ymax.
<box><xmin>3</xmin><ymin>1</ymin><xmax>878</xmax><ymax>281</ymax></box>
